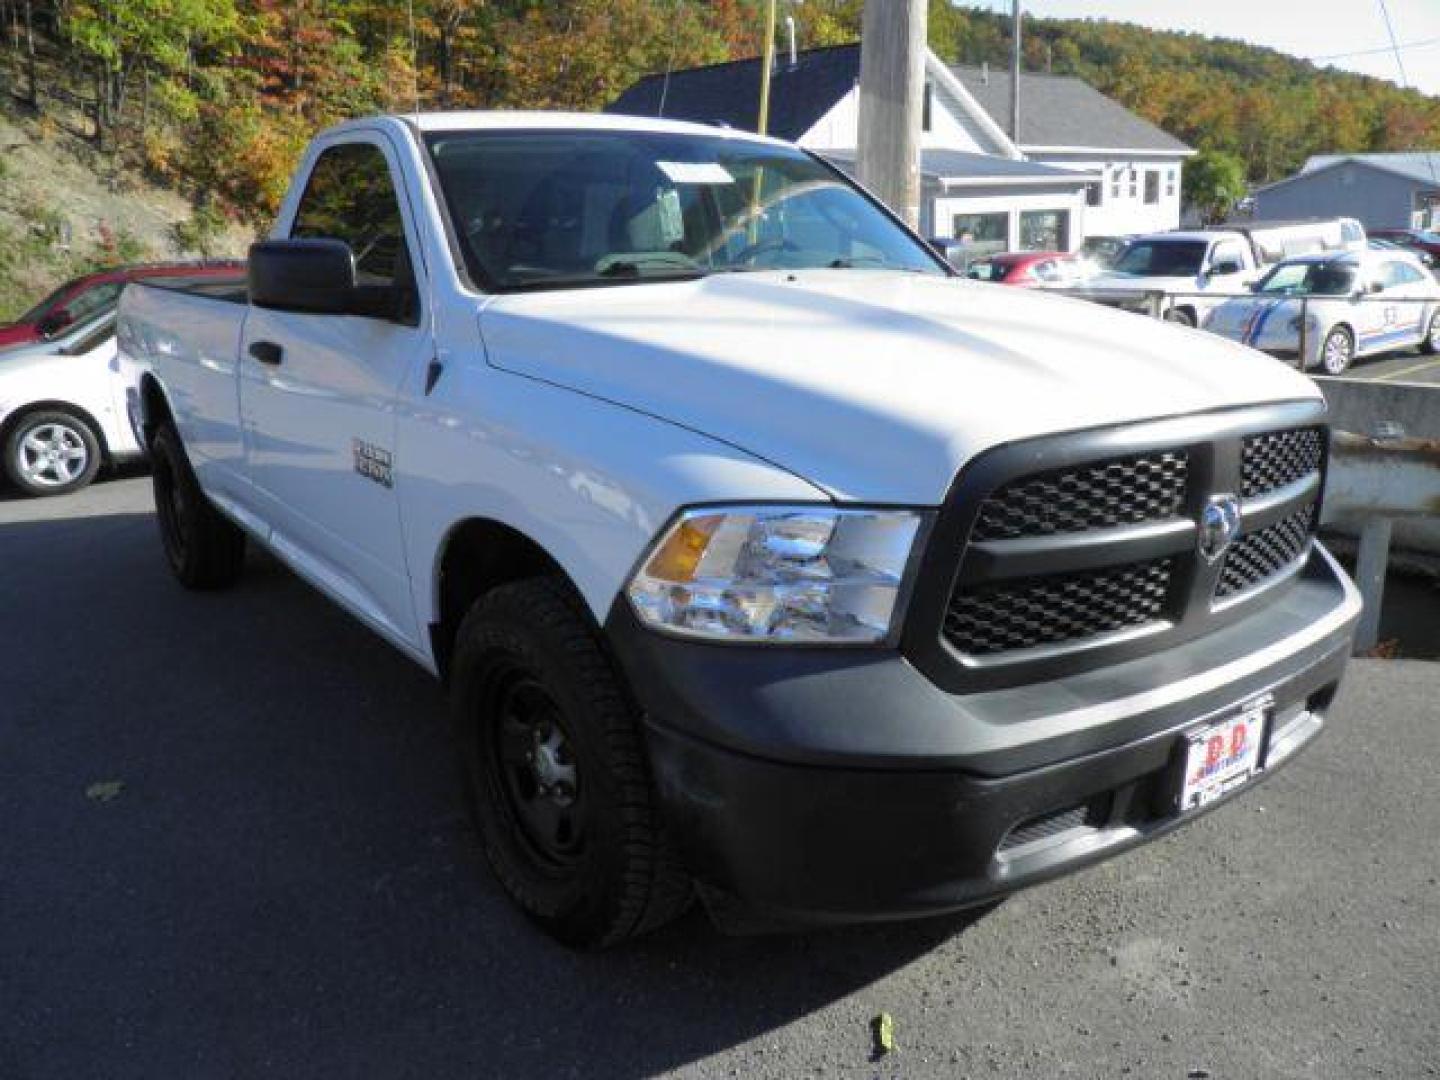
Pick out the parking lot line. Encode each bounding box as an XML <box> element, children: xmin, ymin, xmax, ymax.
<box><xmin>1374</xmin><ymin>357</ymin><xmax>1440</xmax><ymax>382</ymax></box>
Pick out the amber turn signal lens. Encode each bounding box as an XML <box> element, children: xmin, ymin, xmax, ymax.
<box><xmin>643</xmin><ymin>513</ymin><xmax>723</xmax><ymax>582</ymax></box>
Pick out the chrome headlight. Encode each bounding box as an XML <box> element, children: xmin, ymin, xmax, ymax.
<box><xmin>626</xmin><ymin>506</ymin><xmax>926</xmax><ymax>644</ymax></box>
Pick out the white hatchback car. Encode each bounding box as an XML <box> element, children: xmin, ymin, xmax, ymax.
<box><xmin>0</xmin><ymin>309</ymin><xmax>146</xmax><ymax>496</ymax></box>
<box><xmin>1205</xmin><ymin>250</ymin><xmax>1440</xmax><ymax>375</ymax></box>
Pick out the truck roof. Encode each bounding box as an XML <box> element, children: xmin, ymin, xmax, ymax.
<box><xmin>327</xmin><ymin>110</ymin><xmax>792</xmax><ymax>146</ymax></box>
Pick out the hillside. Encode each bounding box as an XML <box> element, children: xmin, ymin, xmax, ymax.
<box><xmin>934</xmin><ymin>5</ymin><xmax>1440</xmax><ymax>183</ymax></box>
<box><xmin>0</xmin><ymin>101</ymin><xmax>253</xmax><ymax>320</ymax></box>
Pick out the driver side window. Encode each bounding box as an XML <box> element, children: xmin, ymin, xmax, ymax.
<box><xmin>291</xmin><ymin>142</ymin><xmax>414</xmax><ymax>291</ymax></box>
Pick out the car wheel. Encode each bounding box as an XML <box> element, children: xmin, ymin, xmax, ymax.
<box><xmin>1163</xmin><ymin>307</ymin><xmax>1196</xmax><ymax>328</ymax></box>
<box><xmin>1422</xmin><ymin>309</ymin><xmax>1440</xmax><ymax>355</ymax></box>
<box><xmin>3</xmin><ymin>409</ymin><xmax>102</xmax><ymax>497</ymax></box>
<box><xmin>1319</xmin><ymin>325</ymin><xmax>1355</xmax><ymax>376</ymax></box>
<box><xmin>150</xmin><ymin>423</ymin><xmax>246</xmax><ymax>589</ymax></box>
<box><xmin>450</xmin><ymin>577</ymin><xmax>691</xmax><ymax>948</ymax></box>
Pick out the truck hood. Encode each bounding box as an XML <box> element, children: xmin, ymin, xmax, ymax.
<box><xmin>479</xmin><ymin>270</ymin><xmax>1320</xmax><ymax>504</ymax></box>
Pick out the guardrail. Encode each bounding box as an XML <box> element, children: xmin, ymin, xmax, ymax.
<box><xmin>1054</xmin><ymin>287</ymin><xmax>1438</xmax><ymax>372</ymax></box>
<box><xmin>1314</xmin><ymin>378</ymin><xmax>1440</xmax><ymax>653</ymax></box>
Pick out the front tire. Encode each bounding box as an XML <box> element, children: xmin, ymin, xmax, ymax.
<box><xmin>3</xmin><ymin>409</ymin><xmax>101</xmax><ymax>497</ymax></box>
<box><xmin>450</xmin><ymin>577</ymin><xmax>691</xmax><ymax>948</ymax></box>
<box><xmin>150</xmin><ymin>423</ymin><xmax>246</xmax><ymax>589</ymax></box>
<box><xmin>1319</xmin><ymin>325</ymin><xmax>1355</xmax><ymax>376</ymax></box>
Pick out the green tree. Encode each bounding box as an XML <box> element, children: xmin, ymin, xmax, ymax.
<box><xmin>1183</xmin><ymin>149</ymin><xmax>1247</xmax><ymax>225</ymax></box>
<box><xmin>61</xmin><ymin>0</ymin><xmax>241</xmax><ymax>147</ymax></box>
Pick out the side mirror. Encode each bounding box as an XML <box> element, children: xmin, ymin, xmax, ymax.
<box><xmin>248</xmin><ymin>239</ymin><xmax>414</xmax><ymax>322</ymax></box>
<box><xmin>1367</xmin><ymin>280</ymin><xmax>1384</xmax><ymax>294</ymax></box>
<box><xmin>1211</xmin><ymin>259</ymin><xmax>1243</xmax><ymax>276</ymax></box>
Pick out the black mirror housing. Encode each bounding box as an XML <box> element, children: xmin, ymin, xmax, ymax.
<box><xmin>249</xmin><ymin>239</ymin><xmax>357</xmax><ymax>315</ymax></box>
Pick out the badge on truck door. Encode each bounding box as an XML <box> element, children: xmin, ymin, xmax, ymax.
<box><xmin>352</xmin><ymin>438</ymin><xmax>394</xmax><ymax>488</ymax></box>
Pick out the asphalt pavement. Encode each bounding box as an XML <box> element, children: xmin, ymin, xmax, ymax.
<box><xmin>2</xmin><ymin>474</ymin><xmax>1438</xmax><ymax>1079</ymax></box>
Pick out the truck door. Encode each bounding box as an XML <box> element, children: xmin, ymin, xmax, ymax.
<box><xmin>238</xmin><ymin>135</ymin><xmax>427</xmax><ymax>647</ymax></box>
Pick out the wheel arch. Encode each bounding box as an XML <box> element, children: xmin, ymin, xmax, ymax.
<box><xmin>137</xmin><ymin>372</ymin><xmax>175</xmax><ymax>447</ymax></box>
<box><xmin>429</xmin><ymin>516</ymin><xmax>589</xmax><ymax>683</ymax></box>
<box><xmin>0</xmin><ymin>399</ymin><xmax>111</xmax><ymax>462</ymax></box>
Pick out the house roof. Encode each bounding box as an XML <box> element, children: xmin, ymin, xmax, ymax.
<box><xmin>823</xmin><ymin>148</ymin><xmax>1091</xmax><ymax>185</ymax></box>
<box><xmin>948</xmin><ymin>66</ymin><xmax>1191</xmax><ymax>153</ymax></box>
<box><xmin>605</xmin><ymin>44</ymin><xmax>861</xmax><ymax>143</ymax></box>
<box><xmin>1299</xmin><ymin>153</ymin><xmax>1440</xmax><ymax>186</ymax></box>
<box><xmin>606</xmin><ymin>44</ymin><xmax>1191</xmax><ymax>157</ymax></box>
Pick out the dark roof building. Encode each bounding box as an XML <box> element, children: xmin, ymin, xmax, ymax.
<box><xmin>607</xmin><ymin>44</ymin><xmax>861</xmax><ymax>143</ymax></box>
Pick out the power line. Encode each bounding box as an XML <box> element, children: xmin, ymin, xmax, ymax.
<box><xmin>1309</xmin><ymin>36</ymin><xmax>1440</xmax><ymax>62</ymax></box>
<box><xmin>1374</xmin><ymin>0</ymin><xmax>1438</xmax><ymax>189</ymax></box>
<box><xmin>1375</xmin><ymin>0</ymin><xmax>1412</xmax><ymax>88</ymax></box>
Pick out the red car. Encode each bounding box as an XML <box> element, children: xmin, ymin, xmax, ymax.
<box><xmin>965</xmin><ymin>251</ymin><xmax>1085</xmax><ymax>287</ymax></box>
<box><xmin>0</xmin><ymin>261</ymin><xmax>245</xmax><ymax>350</ymax></box>
<box><xmin>1368</xmin><ymin>229</ymin><xmax>1440</xmax><ymax>259</ymax></box>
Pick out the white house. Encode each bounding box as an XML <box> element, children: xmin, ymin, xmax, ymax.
<box><xmin>608</xmin><ymin>43</ymin><xmax>1195</xmax><ymax>253</ymax></box>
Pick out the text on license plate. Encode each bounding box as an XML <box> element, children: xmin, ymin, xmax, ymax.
<box><xmin>1179</xmin><ymin>703</ymin><xmax>1268</xmax><ymax>812</ymax></box>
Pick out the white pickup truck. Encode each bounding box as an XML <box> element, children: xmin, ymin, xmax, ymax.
<box><xmin>118</xmin><ymin>112</ymin><xmax>1361</xmax><ymax>947</ymax></box>
<box><xmin>1084</xmin><ymin>230</ymin><xmax>1263</xmax><ymax>327</ymax></box>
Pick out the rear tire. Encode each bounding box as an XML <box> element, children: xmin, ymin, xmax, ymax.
<box><xmin>1421</xmin><ymin>309</ymin><xmax>1440</xmax><ymax>355</ymax></box>
<box><xmin>150</xmin><ymin>423</ymin><xmax>246</xmax><ymax>589</ymax></box>
<box><xmin>1163</xmin><ymin>306</ymin><xmax>1196</xmax><ymax>328</ymax></box>
<box><xmin>3</xmin><ymin>409</ymin><xmax>101</xmax><ymax>497</ymax></box>
<box><xmin>1319</xmin><ymin>325</ymin><xmax>1355</xmax><ymax>376</ymax></box>
<box><xmin>450</xmin><ymin>577</ymin><xmax>691</xmax><ymax>948</ymax></box>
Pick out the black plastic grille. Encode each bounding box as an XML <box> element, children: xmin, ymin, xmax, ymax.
<box><xmin>944</xmin><ymin>559</ymin><xmax>1173</xmax><ymax>656</ymax></box>
<box><xmin>971</xmin><ymin>450</ymin><xmax>1189</xmax><ymax>542</ymax></box>
<box><xmin>1241</xmin><ymin>427</ymin><xmax>1324</xmax><ymax>499</ymax></box>
<box><xmin>1215</xmin><ymin>504</ymin><xmax>1315</xmax><ymax>599</ymax></box>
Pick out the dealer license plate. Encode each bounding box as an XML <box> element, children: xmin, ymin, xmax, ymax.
<box><xmin>1178</xmin><ymin>700</ymin><xmax>1269</xmax><ymax>812</ymax></box>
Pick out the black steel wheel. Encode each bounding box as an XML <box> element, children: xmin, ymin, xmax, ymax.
<box><xmin>150</xmin><ymin>423</ymin><xmax>246</xmax><ymax>589</ymax></box>
<box><xmin>450</xmin><ymin>577</ymin><xmax>691</xmax><ymax>948</ymax></box>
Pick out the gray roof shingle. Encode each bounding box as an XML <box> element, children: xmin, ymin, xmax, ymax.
<box><xmin>949</xmin><ymin>66</ymin><xmax>1191</xmax><ymax>153</ymax></box>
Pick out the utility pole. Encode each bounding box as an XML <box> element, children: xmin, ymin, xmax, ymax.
<box><xmin>1010</xmin><ymin>0</ymin><xmax>1022</xmax><ymax>142</ymax></box>
<box><xmin>858</xmin><ymin>0</ymin><xmax>927</xmax><ymax>229</ymax></box>
<box><xmin>757</xmin><ymin>0</ymin><xmax>779</xmax><ymax>136</ymax></box>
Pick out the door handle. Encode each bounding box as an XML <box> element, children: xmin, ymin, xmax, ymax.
<box><xmin>248</xmin><ymin>341</ymin><xmax>284</xmax><ymax>366</ymax></box>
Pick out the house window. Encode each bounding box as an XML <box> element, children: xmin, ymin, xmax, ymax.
<box><xmin>1166</xmin><ymin>169</ymin><xmax>1176</xmax><ymax>197</ymax></box>
<box><xmin>952</xmin><ymin>211</ymin><xmax>1009</xmax><ymax>261</ymax></box>
<box><xmin>1111</xmin><ymin>179</ymin><xmax>1121</xmax><ymax>198</ymax></box>
<box><xmin>1144</xmin><ymin>171</ymin><xmax>1160</xmax><ymax>205</ymax></box>
<box><xmin>922</xmin><ymin>83</ymin><xmax>933</xmax><ymax>133</ymax></box>
<box><xmin>1019</xmin><ymin>209</ymin><xmax>1069</xmax><ymax>251</ymax></box>
<box><xmin>1087</xmin><ymin>182</ymin><xmax>1103</xmax><ymax>207</ymax></box>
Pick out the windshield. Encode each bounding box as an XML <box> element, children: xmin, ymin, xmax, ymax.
<box><xmin>15</xmin><ymin>282</ymin><xmax>73</xmax><ymax>324</ymax></box>
<box><xmin>1110</xmin><ymin>240</ymin><xmax>1208</xmax><ymax>277</ymax></box>
<box><xmin>1254</xmin><ymin>261</ymin><xmax>1357</xmax><ymax>297</ymax></box>
<box><xmin>423</xmin><ymin>130</ymin><xmax>947</xmax><ymax>291</ymax></box>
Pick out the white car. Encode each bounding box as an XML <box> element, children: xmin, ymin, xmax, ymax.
<box><xmin>0</xmin><ymin>309</ymin><xmax>146</xmax><ymax>496</ymax></box>
<box><xmin>1204</xmin><ymin>250</ymin><xmax>1440</xmax><ymax>375</ymax></box>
